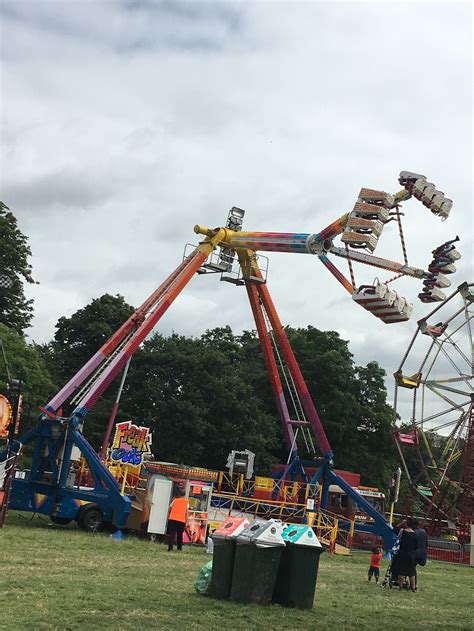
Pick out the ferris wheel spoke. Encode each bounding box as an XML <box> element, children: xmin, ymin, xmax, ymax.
<box><xmin>425</xmin><ymin>381</ymin><xmax>472</xmax><ymax>397</ymax></box>
<box><xmin>443</xmin><ymin>339</ymin><xmax>472</xmax><ymax>369</ymax></box>
<box><xmin>418</xmin><ymin>416</ymin><xmax>465</xmax><ymax>434</ymax></box>
<box><xmin>424</xmin><ymin>382</ymin><xmax>469</xmax><ymax>411</ymax></box>
<box><xmin>429</xmin><ymin>338</ymin><xmax>472</xmax><ymax>389</ymax></box>
<box><xmin>438</xmin><ymin>316</ymin><xmax>474</xmax><ymax>368</ymax></box>
<box><xmin>414</xmin><ymin>398</ymin><xmax>468</xmax><ymax>426</ymax></box>
<box><xmin>430</xmin><ymin>375</ymin><xmax>472</xmax><ymax>384</ymax></box>
<box><xmin>437</xmin><ymin>305</ymin><xmax>468</xmax><ymax>329</ymax></box>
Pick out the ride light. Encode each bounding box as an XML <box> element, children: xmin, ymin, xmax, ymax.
<box><xmin>226</xmin><ymin>449</ymin><xmax>255</xmax><ymax>479</ymax></box>
<box><xmin>226</xmin><ymin>206</ymin><xmax>245</xmax><ymax>231</ymax></box>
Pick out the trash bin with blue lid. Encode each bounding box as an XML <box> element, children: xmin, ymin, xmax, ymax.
<box><xmin>272</xmin><ymin>524</ymin><xmax>325</xmax><ymax>609</ymax></box>
<box><xmin>230</xmin><ymin>520</ymin><xmax>285</xmax><ymax>605</ymax></box>
<box><xmin>209</xmin><ymin>517</ymin><xmax>250</xmax><ymax>600</ymax></box>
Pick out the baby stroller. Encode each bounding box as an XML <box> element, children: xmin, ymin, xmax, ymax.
<box><xmin>381</xmin><ymin>554</ymin><xmax>410</xmax><ymax>590</ymax></box>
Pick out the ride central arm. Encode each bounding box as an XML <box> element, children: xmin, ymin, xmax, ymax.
<box><xmin>194</xmin><ymin>216</ymin><xmax>347</xmax><ymax>255</ymax></box>
<box><xmin>194</xmin><ymin>212</ymin><xmax>427</xmax><ymax>280</ymax></box>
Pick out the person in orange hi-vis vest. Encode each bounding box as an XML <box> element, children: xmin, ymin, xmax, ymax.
<box><xmin>167</xmin><ymin>486</ymin><xmax>189</xmax><ymax>551</ymax></box>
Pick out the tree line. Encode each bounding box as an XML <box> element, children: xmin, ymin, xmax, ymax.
<box><xmin>0</xmin><ymin>202</ymin><xmax>399</xmax><ymax>489</ymax></box>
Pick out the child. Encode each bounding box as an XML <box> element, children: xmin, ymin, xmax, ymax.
<box><xmin>368</xmin><ymin>546</ymin><xmax>383</xmax><ymax>583</ymax></box>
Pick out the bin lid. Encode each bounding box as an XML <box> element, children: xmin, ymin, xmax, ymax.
<box><xmin>282</xmin><ymin>524</ymin><xmax>322</xmax><ymax>547</ymax></box>
<box><xmin>212</xmin><ymin>516</ymin><xmax>250</xmax><ymax>539</ymax></box>
<box><xmin>237</xmin><ymin>519</ymin><xmax>285</xmax><ymax>548</ymax></box>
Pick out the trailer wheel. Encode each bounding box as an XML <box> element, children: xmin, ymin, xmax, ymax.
<box><xmin>77</xmin><ymin>506</ymin><xmax>103</xmax><ymax>532</ymax></box>
<box><xmin>50</xmin><ymin>516</ymin><xmax>72</xmax><ymax>526</ymax></box>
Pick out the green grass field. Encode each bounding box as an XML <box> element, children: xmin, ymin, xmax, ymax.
<box><xmin>1</xmin><ymin>513</ymin><xmax>472</xmax><ymax>630</ymax></box>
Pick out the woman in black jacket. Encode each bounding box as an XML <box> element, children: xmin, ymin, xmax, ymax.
<box><xmin>397</xmin><ymin>516</ymin><xmax>418</xmax><ymax>592</ymax></box>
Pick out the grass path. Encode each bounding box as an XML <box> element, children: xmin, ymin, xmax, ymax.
<box><xmin>1</xmin><ymin>513</ymin><xmax>472</xmax><ymax>630</ymax></box>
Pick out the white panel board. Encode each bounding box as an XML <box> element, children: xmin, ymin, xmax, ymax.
<box><xmin>148</xmin><ymin>478</ymin><xmax>173</xmax><ymax>535</ymax></box>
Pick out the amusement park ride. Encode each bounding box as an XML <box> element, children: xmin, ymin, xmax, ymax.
<box><xmin>393</xmin><ymin>282</ymin><xmax>473</xmax><ymax>542</ymax></box>
<box><xmin>0</xmin><ymin>170</ymin><xmax>470</xmax><ymax>548</ymax></box>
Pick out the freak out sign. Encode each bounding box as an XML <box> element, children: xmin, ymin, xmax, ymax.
<box><xmin>0</xmin><ymin>395</ymin><xmax>12</xmax><ymax>439</ymax></box>
<box><xmin>111</xmin><ymin>421</ymin><xmax>152</xmax><ymax>471</ymax></box>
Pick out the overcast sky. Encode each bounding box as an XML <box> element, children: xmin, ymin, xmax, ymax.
<box><xmin>1</xmin><ymin>1</ymin><xmax>472</xmax><ymax>417</ymax></box>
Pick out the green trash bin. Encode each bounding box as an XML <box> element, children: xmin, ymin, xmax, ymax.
<box><xmin>272</xmin><ymin>524</ymin><xmax>325</xmax><ymax>609</ymax></box>
<box><xmin>209</xmin><ymin>517</ymin><xmax>250</xmax><ymax>600</ymax></box>
<box><xmin>230</xmin><ymin>520</ymin><xmax>285</xmax><ymax>605</ymax></box>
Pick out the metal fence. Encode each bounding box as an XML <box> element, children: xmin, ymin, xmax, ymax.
<box><xmin>427</xmin><ymin>542</ymin><xmax>471</xmax><ymax>565</ymax></box>
<box><xmin>351</xmin><ymin>532</ymin><xmax>472</xmax><ymax>565</ymax></box>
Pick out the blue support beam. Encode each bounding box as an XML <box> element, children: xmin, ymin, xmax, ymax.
<box><xmin>327</xmin><ymin>469</ymin><xmax>397</xmax><ymax>550</ymax></box>
<box><xmin>8</xmin><ymin>417</ymin><xmax>132</xmax><ymax>530</ymax></box>
<box><xmin>271</xmin><ymin>456</ymin><xmax>308</xmax><ymax>499</ymax></box>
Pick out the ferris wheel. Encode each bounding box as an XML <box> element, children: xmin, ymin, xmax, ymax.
<box><xmin>393</xmin><ymin>282</ymin><xmax>474</xmax><ymax>540</ymax></box>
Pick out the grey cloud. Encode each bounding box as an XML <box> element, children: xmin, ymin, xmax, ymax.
<box><xmin>3</xmin><ymin>168</ymin><xmax>113</xmax><ymax>213</ymax></box>
<box><xmin>1</xmin><ymin>0</ymin><xmax>244</xmax><ymax>56</ymax></box>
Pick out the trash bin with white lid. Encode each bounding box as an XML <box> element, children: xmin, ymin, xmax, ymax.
<box><xmin>209</xmin><ymin>517</ymin><xmax>250</xmax><ymax>600</ymax></box>
<box><xmin>230</xmin><ymin>520</ymin><xmax>285</xmax><ymax>605</ymax></box>
<box><xmin>272</xmin><ymin>523</ymin><xmax>325</xmax><ymax>609</ymax></box>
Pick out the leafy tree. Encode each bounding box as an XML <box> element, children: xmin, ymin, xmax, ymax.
<box><xmin>41</xmin><ymin>294</ymin><xmax>135</xmax><ymax>448</ymax></box>
<box><xmin>268</xmin><ymin>326</ymin><xmax>359</xmax><ymax>464</ymax></box>
<box><xmin>46</xmin><ymin>293</ymin><xmax>135</xmax><ymax>384</ymax></box>
<box><xmin>0</xmin><ymin>324</ymin><xmax>56</xmax><ymax>437</ymax></box>
<box><xmin>351</xmin><ymin>361</ymin><xmax>398</xmax><ymax>487</ymax></box>
<box><xmin>123</xmin><ymin>330</ymin><xmax>279</xmax><ymax>473</ymax></box>
<box><xmin>240</xmin><ymin>326</ymin><xmax>397</xmax><ymax>487</ymax></box>
<box><xmin>0</xmin><ymin>202</ymin><xmax>36</xmax><ymax>335</ymax></box>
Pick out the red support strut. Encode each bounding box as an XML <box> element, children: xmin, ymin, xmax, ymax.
<box><xmin>255</xmin><ymin>280</ymin><xmax>333</xmax><ymax>460</ymax></box>
<box><xmin>75</xmin><ymin>249</ymin><xmax>208</xmax><ymax>416</ymax></box>
<box><xmin>246</xmin><ymin>282</ymin><xmax>297</xmax><ymax>454</ymax></box>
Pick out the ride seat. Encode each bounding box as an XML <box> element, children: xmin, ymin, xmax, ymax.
<box><xmin>420</xmin><ymin>321</ymin><xmax>448</xmax><ymax>338</ymax></box>
<box><xmin>418</xmin><ymin>287</ymin><xmax>446</xmax><ymax>303</ymax></box>
<box><xmin>399</xmin><ymin>171</ymin><xmax>426</xmax><ymax>189</ymax></box>
<box><xmin>352</xmin><ymin>282</ymin><xmax>413</xmax><ymax>323</ymax></box>
<box><xmin>413</xmin><ymin>179</ymin><xmax>435</xmax><ymax>200</ymax></box>
<box><xmin>352</xmin><ymin>202</ymin><xmax>390</xmax><ymax>222</ymax></box>
<box><xmin>422</xmin><ymin>273</ymin><xmax>451</xmax><ymax>289</ymax></box>
<box><xmin>437</xmin><ymin>199</ymin><xmax>452</xmax><ymax>220</ymax></box>
<box><xmin>346</xmin><ymin>215</ymin><xmax>384</xmax><ymax>236</ymax></box>
<box><xmin>358</xmin><ymin>188</ymin><xmax>394</xmax><ymax>208</ymax></box>
<box><xmin>428</xmin><ymin>261</ymin><xmax>456</xmax><ymax>275</ymax></box>
<box><xmin>429</xmin><ymin>194</ymin><xmax>452</xmax><ymax>219</ymax></box>
<box><xmin>420</xmin><ymin>186</ymin><xmax>437</xmax><ymax>207</ymax></box>
<box><xmin>394</xmin><ymin>370</ymin><xmax>421</xmax><ymax>389</ymax></box>
<box><xmin>341</xmin><ymin>230</ymin><xmax>378</xmax><ymax>252</ymax></box>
